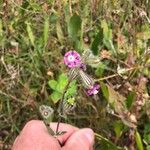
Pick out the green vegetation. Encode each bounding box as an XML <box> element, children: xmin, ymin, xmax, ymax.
<box><xmin>0</xmin><ymin>0</ymin><xmax>150</xmax><ymax>149</ymax></box>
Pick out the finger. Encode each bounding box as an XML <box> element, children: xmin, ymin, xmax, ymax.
<box><xmin>12</xmin><ymin>120</ymin><xmax>79</xmax><ymax>150</ymax></box>
<box><xmin>50</xmin><ymin>123</ymin><xmax>79</xmax><ymax>145</ymax></box>
<box><xmin>12</xmin><ymin>120</ymin><xmax>61</xmax><ymax>150</ymax></box>
<box><xmin>62</xmin><ymin>128</ymin><xmax>94</xmax><ymax>150</ymax></box>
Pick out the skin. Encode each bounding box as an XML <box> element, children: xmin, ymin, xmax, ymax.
<box><xmin>12</xmin><ymin>120</ymin><xmax>94</xmax><ymax>150</ymax></box>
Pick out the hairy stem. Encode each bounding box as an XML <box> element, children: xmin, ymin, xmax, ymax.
<box><xmin>56</xmin><ymin>79</ymin><xmax>72</xmax><ymax>134</ymax></box>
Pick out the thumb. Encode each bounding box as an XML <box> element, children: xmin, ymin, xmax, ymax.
<box><xmin>62</xmin><ymin>128</ymin><xmax>94</xmax><ymax>150</ymax></box>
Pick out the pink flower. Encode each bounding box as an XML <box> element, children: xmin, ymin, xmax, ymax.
<box><xmin>86</xmin><ymin>84</ymin><xmax>100</xmax><ymax>96</ymax></box>
<box><xmin>79</xmin><ymin>63</ymin><xmax>86</xmax><ymax>71</ymax></box>
<box><xmin>64</xmin><ymin>51</ymin><xmax>81</xmax><ymax>68</ymax></box>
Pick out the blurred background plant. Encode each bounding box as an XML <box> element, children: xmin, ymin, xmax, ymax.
<box><xmin>0</xmin><ymin>0</ymin><xmax>150</xmax><ymax>149</ymax></box>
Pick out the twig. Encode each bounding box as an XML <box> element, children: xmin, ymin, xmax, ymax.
<box><xmin>95</xmin><ymin>65</ymin><xmax>150</xmax><ymax>82</ymax></box>
<box><xmin>95</xmin><ymin>73</ymin><xmax>119</xmax><ymax>81</ymax></box>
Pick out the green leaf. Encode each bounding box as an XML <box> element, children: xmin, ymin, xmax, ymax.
<box><xmin>58</xmin><ymin>74</ymin><xmax>68</xmax><ymax>83</ymax></box>
<box><xmin>144</xmin><ymin>123</ymin><xmax>150</xmax><ymax>134</ymax></box>
<box><xmin>146</xmin><ymin>145</ymin><xmax>150</xmax><ymax>150</ymax></box>
<box><xmin>103</xmin><ymin>39</ymin><xmax>115</xmax><ymax>53</ymax></box>
<box><xmin>135</xmin><ymin>131</ymin><xmax>144</xmax><ymax>150</ymax></box>
<box><xmin>101</xmin><ymin>84</ymin><xmax>137</xmax><ymax>128</ymax></box>
<box><xmin>56</xmin><ymin>21</ymin><xmax>64</xmax><ymax>44</ymax></box>
<box><xmin>101</xmin><ymin>20</ymin><xmax>116</xmax><ymax>55</ymax></box>
<box><xmin>91</xmin><ymin>28</ymin><xmax>103</xmax><ymax>55</ymax></box>
<box><xmin>68</xmin><ymin>14</ymin><xmax>82</xmax><ymax>40</ymax></box>
<box><xmin>64</xmin><ymin>4</ymin><xmax>70</xmax><ymax>23</ymax></box>
<box><xmin>50</xmin><ymin>91</ymin><xmax>62</xmax><ymax>103</ymax></box>
<box><xmin>100</xmin><ymin>82</ymin><xmax>109</xmax><ymax>100</ymax></box>
<box><xmin>69</xmin><ymin>80</ymin><xmax>76</xmax><ymax>87</ymax></box>
<box><xmin>95</xmin><ymin>133</ymin><xmax>125</xmax><ymax>150</ymax></box>
<box><xmin>144</xmin><ymin>123</ymin><xmax>150</xmax><ymax>144</ymax></box>
<box><xmin>144</xmin><ymin>134</ymin><xmax>150</xmax><ymax>144</ymax></box>
<box><xmin>126</xmin><ymin>91</ymin><xmax>136</xmax><ymax>109</ymax></box>
<box><xmin>95</xmin><ymin>62</ymin><xmax>106</xmax><ymax>77</ymax></box>
<box><xmin>66</xmin><ymin>86</ymin><xmax>76</xmax><ymax>97</ymax></box>
<box><xmin>113</xmin><ymin>121</ymin><xmax>123</xmax><ymax>139</ymax></box>
<box><xmin>48</xmin><ymin>80</ymin><xmax>57</xmax><ymax>90</ymax></box>
<box><xmin>136</xmin><ymin>31</ymin><xmax>150</xmax><ymax>40</ymax></box>
<box><xmin>105</xmin><ymin>84</ymin><xmax>126</xmax><ymax>109</ymax></box>
<box><xmin>43</xmin><ymin>16</ymin><xmax>49</xmax><ymax>47</ymax></box>
<box><xmin>49</xmin><ymin>13</ymin><xmax>58</xmax><ymax>24</ymax></box>
<box><xmin>65</xmin><ymin>80</ymin><xmax>77</xmax><ymax>97</ymax></box>
<box><xmin>101</xmin><ymin>19</ymin><xmax>112</xmax><ymax>41</ymax></box>
<box><xmin>56</xmin><ymin>74</ymin><xmax>68</xmax><ymax>92</ymax></box>
<box><xmin>26</xmin><ymin>22</ymin><xmax>35</xmax><ymax>46</ymax></box>
<box><xmin>0</xmin><ymin>19</ymin><xmax>3</xmax><ymax>36</ymax></box>
<box><xmin>74</xmin><ymin>38</ymin><xmax>82</xmax><ymax>52</ymax></box>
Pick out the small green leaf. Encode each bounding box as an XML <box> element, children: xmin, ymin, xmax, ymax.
<box><xmin>48</xmin><ymin>80</ymin><xmax>57</xmax><ymax>90</ymax></box>
<box><xmin>100</xmin><ymin>82</ymin><xmax>109</xmax><ymax>100</ymax></box>
<box><xmin>101</xmin><ymin>20</ymin><xmax>116</xmax><ymax>55</ymax></box>
<box><xmin>26</xmin><ymin>22</ymin><xmax>35</xmax><ymax>46</ymax></box>
<box><xmin>50</xmin><ymin>91</ymin><xmax>62</xmax><ymax>103</ymax></box>
<box><xmin>91</xmin><ymin>28</ymin><xmax>103</xmax><ymax>55</ymax></box>
<box><xmin>113</xmin><ymin>121</ymin><xmax>123</xmax><ymax>139</ymax></box>
<box><xmin>126</xmin><ymin>91</ymin><xmax>136</xmax><ymax>109</ymax></box>
<box><xmin>69</xmin><ymin>80</ymin><xmax>76</xmax><ymax>87</ymax></box>
<box><xmin>66</xmin><ymin>86</ymin><xmax>76</xmax><ymax>96</ymax></box>
<box><xmin>56</xmin><ymin>74</ymin><xmax>68</xmax><ymax>92</ymax></box>
<box><xmin>43</xmin><ymin>16</ymin><xmax>49</xmax><ymax>47</ymax></box>
<box><xmin>144</xmin><ymin>134</ymin><xmax>150</xmax><ymax>144</ymax></box>
<box><xmin>95</xmin><ymin>62</ymin><xmax>106</xmax><ymax>77</ymax></box>
<box><xmin>49</xmin><ymin>13</ymin><xmax>58</xmax><ymax>24</ymax></box>
<box><xmin>74</xmin><ymin>38</ymin><xmax>82</xmax><ymax>52</ymax></box>
<box><xmin>68</xmin><ymin>14</ymin><xmax>82</xmax><ymax>40</ymax></box>
<box><xmin>56</xmin><ymin>21</ymin><xmax>64</xmax><ymax>43</ymax></box>
<box><xmin>65</xmin><ymin>80</ymin><xmax>77</xmax><ymax>97</ymax></box>
<box><xmin>0</xmin><ymin>19</ymin><xmax>3</xmax><ymax>36</ymax></box>
<box><xmin>144</xmin><ymin>123</ymin><xmax>150</xmax><ymax>134</ymax></box>
<box><xmin>64</xmin><ymin>4</ymin><xmax>70</xmax><ymax>23</ymax></box>
<box><xmin>144</xmin><ymin>123</ymin><xmax>150</xmax><ymax>144</ymax></box>
<box><xmin>101</xmin><ymin>19</ymin><xmax>112</xmax><ymax>41</ymax></box>
<box><xmin>136</xmin><ymin>31</ymin><xmax>150</xmax><ymax>40</ymax></box>
<box><xmin>135</xmin><ymin>131</ymin><xmax>144</xmax><ymax>150</ymax></box>
<box><xmin>103</xmin><ymin>39</ymin><xmax>115</xmax><ymax>52</ymax></box>
<box><xmin>58</xmin><ymin>74</ymin><xmax>68</xmax><ymax>83</ymax></box>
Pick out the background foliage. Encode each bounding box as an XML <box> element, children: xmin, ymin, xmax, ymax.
<box><xmin>0</xmin><ymin>0</ymin><xmax>150</xmax><ymax>149</ymax></box>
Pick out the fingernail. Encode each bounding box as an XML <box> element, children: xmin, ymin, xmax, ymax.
<box><xmin>84</xmin><ymin>129</ymin><xmax>94</xmax><ymax>144</ymax></box>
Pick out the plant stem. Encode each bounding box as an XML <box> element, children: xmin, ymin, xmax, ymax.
<box><xmin>43</xmin><ymin>120</ymin><xmax>55</xmax><ymax>136</ymax></box>
<box><xmin>95</xmin><ymin>65</ymin><xmax>150</xmax><ymax>81</ymax></box>
<box><xmin>95</xmin><ymin>133</ymin><xmax>124</xmax><ymax>150</ymax></box>
<box><xmin>56</xmin><ymin>79</ymin><xmax>72</xmax><ymax>134</ymax></box>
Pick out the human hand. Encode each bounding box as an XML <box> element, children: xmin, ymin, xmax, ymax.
<box><xmin>12</xmin><ymin>120</ymin><xmax>94</xmax><ymax>150</ymax></box>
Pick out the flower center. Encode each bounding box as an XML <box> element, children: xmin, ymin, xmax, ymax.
<box><xmin>93</xmin><ymin>89</ymin><xmax>98</xmax><ymax>95</ymax></box>
<box><xmin>68</xmin><ymin>55</ymin><xmax>75</xmax><ymax>62</ymax></box>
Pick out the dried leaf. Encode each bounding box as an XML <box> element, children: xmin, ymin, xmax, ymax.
<box><xmin>101</xmin><ymin>83</ymin><xmax>137</xmax><ymax>128</ymax></box>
